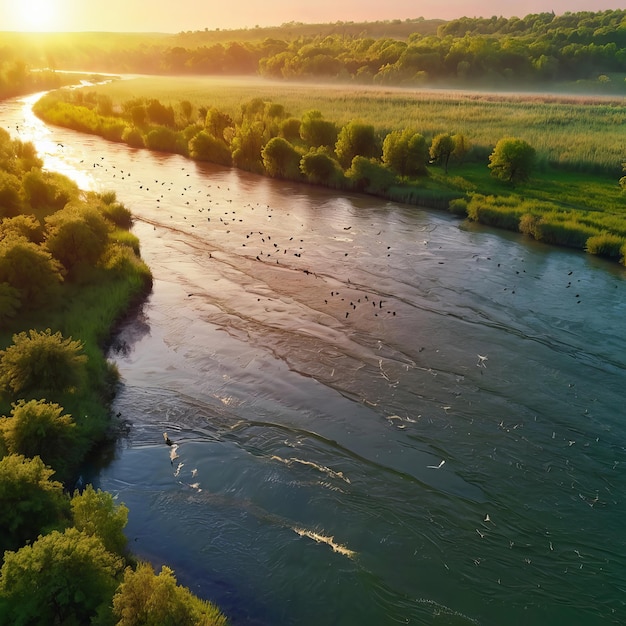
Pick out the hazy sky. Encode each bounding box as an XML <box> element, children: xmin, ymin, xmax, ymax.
<box><xmin>4</xmin><ymin>0</ymin><xmax>625</xmax><ymax>33</ymax></box>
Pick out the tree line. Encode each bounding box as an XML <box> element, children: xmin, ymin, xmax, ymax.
<box><xmin>34</xmin><ymin>89</ymin><xmax>482</xmax><ymax>195</ymax></box>
<box><xmin>33</xmin><ymin>87</ymin><xmax>626</xmax><ymax>264</ymax></box>
<box><xmin>1</xmin><ymin>10</ymin><xmax>625</xmax><ymax>89</ymax></box>
<box><xmin>0</xmin><ymin>130</ymin><xmax>227</xmax><ymax>623</ymax></box>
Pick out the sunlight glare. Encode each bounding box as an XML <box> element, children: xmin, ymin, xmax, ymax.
<box><xmin>16</xmin><ymin>0</ymin><xmax>61</xmax><ymax>32</ymax></box>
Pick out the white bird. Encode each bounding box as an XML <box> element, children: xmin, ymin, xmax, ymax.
<box><xmin>191</xmin><ymin>468</ymin><xmax>198</xmax><ymax>477</ymax></box>
<box><xmin>477</xmin><ymin>354</ymin><xmax>488</xmax><ymax>368</ymax></box>
<box><xmin>427</xmin><ymin>460</ymin><xmax>445</xmax><ymax>469</ymax></box>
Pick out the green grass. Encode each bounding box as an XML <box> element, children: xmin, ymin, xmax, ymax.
<box><xmin>89</xmin><ymin>76</ymin><xmax>626</xmax><ymax>175</ymax></box>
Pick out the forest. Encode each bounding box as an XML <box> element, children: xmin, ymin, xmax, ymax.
<box><xmin>0</xmin><ymin>10</ymin><xmax>625</xmax><ymax>90</ymax></box>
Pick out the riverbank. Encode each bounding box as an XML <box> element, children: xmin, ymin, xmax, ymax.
<box><xmin>32</xmin><ymin>76</ymin><xmax>626</xmax><ymax>266</ymax></box>
<box><xmin>0</xmin><ymin>103</ymin><xmax>231</xmax><ymax>624</ymax></box>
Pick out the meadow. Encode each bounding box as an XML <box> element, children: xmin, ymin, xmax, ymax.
<box><xmin>89</xmin><ymin>76</ymin><xmax>626</xmax><ymax>175</ymax></box>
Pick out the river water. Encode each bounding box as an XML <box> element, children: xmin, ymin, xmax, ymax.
<box><xmin>3</xmin><ymin>92</ymin><xmax>626</xmax><ymax>625</ymax></box>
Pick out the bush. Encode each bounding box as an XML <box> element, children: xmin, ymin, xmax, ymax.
<box><xmin>189</xmin><ymin>130</ymin><xmax>232</xmax><ymax>166</ymax></box>
<box><xmin>45</xmin><ymin>203</ymin><xmax>110</xmax><ymax>272</ymax></box>
<box><xmin>261</xmin><ymin>137</ymin><xmax>302</xmax><ymax>179</ymax></box>
<box><xmin>0</xmin><ymin>399</ymin><xmax>78</xmax><ymax>479</ymax></box>
<box><xmin>0</xmin><ymin>527</ymin><xmax>123</xmax><ymax>625</ymax></box>
<box><xmin>448</xmin><ymin>197</ymin><xmax>468</xmax><ymax>216</ymax></box>
<box><xmin>0</xmin><ymin>328</ymin><xmax>88</xmax><ymax>400</ymax></box>
<box><xmin>113</xmin><ymin>562</ymin><xmax>228</xmax><ymax>626</ymax></box>
<box><xmin>0</xmin><ymin>454</ymin><xmax>69</xmax><ymax>553</ymax></box>
<box><xmin>585</xmin><ymin>233</ymin><xmax>626</xmax><ymax>259</ymax></box>
<box><xmin>98</xmin><ymin>194</ymin><xmax>133</xmax><ymax>229</ymax></box>
<box><xmin>346</xmin><ymin>156</ymin><xmax>396</xmax><ymax>195</ymax></box>
<box><xmin>71</xmin><ymin>485</ymin><xmax>129</xmax><ymax>556</ymax></box>
<box><xmin>0</xmin><ymin>235</ymin><xmax>63</xmax><ymax>309</ymax></box>
<box><xmin>488</xmin><ymin>137</ymin><xmax>536</xmax><ymax>184</ymax></box>
<box><xmin>122</xmin><ymin>126</ymin><xmax>145</xmax><ymax>148</ymax></box>
<box><xmin>300</xmin><ymin>148</ymin><xmax>344</xmax><ymax>186</ymax></box>
<box><xmin>145</xmin><ymin>126</ymin><xmax>182</xmax><ymax>153</ymax></box>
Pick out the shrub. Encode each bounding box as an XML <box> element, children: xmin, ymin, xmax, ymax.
<box><xmin>300</xmin><ymin>148</ymin><xmax>344</xmax><ymax>186</ymax></box>
<box><xmin>45</xmin><ymin>203</ymin><xmax>110</xmax><ymax>272</ymax></box>
<box><xmin>0</xmin><ymin>328</ymin><xmax>88</xmax><ymax>399</ymax></box>
<box><xmin>0</xmin><ymin>454</ymin><xmax>69</xmax><ymax>553</ymax></box>
<box><xmin>448</xmin><ymin>197</ymin><xmax>468</xmax><ymax>216</ymax></box>
<box><xmin>0</xmin><ymin>399</ymin><xmax>78</xmax><ymax>479</ymax></box>
<box><xmin>0</xmin><ymin>528</ymin><xmax>123</xmax><ymax>625</ymax></box>
<box><xmin>262</xmin><ymin>137</ymin><xmax>301</xmax><ymax>179</ymax></box>
<box><xmin>113</xmin><ymin>562</ymin><xmax>228</xmax><ymax>626</ymax></box>
<box><xmin>145</xmin><ymin>126</ymin><xmax>182</xmax><ymax>153</ymax></box>
<box><xmin>189</xmin><ymin>130</ymin><xmax>232</xmax><ymax>166</ymax></box>
<box><xmin>488</xmin><ymin>137</ymin><xmax>536</xmax><ymax>184</ymax></box>
<box><xmin>98</xmin><ymin>194</ymin><xmax>133</xmax><ymax>229</ymax></box>
<box><xmin>121</xmin><ymin>126</ymin><xmax>145</xmax><ymax>148</ymax></box>
<box><xmin>0</xmin><ymin>235</ymin><xmax>63</xmax><ymax>309</ymax></box>
<box><xmin>585</xmin><ymin>233</ymin><xmax>626</xmax><ymax>259</ymax></box>
<box><xmin>71</xmin><ymin>485</ymin><xmax>129</xmax><ymax>556</ymax></box>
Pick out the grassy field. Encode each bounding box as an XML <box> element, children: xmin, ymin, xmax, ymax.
<box><xmin>89</xmin><ymin>76</ymin><xmax>626</xmax><ymax>175</ymax></box>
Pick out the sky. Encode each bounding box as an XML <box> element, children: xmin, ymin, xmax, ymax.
<box><xmin>3</xmin><ymin>0</ymin><xmax>625</xmax><ymax>33</ymax></box>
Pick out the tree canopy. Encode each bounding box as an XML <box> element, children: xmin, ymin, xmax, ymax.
<box><xmin>488</xmin><ymin>137</ymin><xmax>536</xmax><ymax>184</ymax></box>
<box><xmin>0</xmin><ymin>399</ymin><xmax>78</xmax><ymax>480</ymax></box>
<box><xmin>0</xmin><ymin>454</ymin><xmax>69</xmax><ymax>553</ymax></box>
<box><xmin>0</xmin><ymin>527</ymin><xmax>123</xmax><ymax>625</ymax></box>
<box><xmin>113</xmin><ymin>561</ymin><xmax>228</xmax><ymax>626</ymax></box>
<box><xmin>0</xmin><ymin>328</ymin><xmax>88</xmax><ymax>400</ymax></box>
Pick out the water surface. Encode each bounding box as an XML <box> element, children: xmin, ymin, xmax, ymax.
<box><xmin>4</xmin><ymin>92</ymin><xmax>626</xmax><ymax>625</ymax></box>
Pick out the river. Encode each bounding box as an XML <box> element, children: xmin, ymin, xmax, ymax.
<box><xmin>3</xmin><ymin>91</ymin><xmax>626</xmax><ymax>625</ymax></box>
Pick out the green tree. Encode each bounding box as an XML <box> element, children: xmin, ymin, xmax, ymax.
<box><xmin>0</xmin><ymin>328</ymin><xmax>87</xmax><ymax>399</ymax></box>
<box><xmin>21</xmin><ymin>169</ymin><xmax>77</xmax><ymax>213</ymax></box>
<box><xmin>179</xmin><ymin>100</ymin><xmax>194</xmax><ymax>125</ymax></box>
<box><xmin>0</xmin><ymin>454</ymin><xmax>69</xmax><ymax>553</ymax></box>
<box><xmin>0</xmin><ymin>214</ymin><xmax>42</xmax><ymax>243</ymax></box>
<box><xmin>451</xmin><ymin>132</ymin><xmax>471</xmax><ymax>164</ymax></box>
<box><xmin>71</xmin><ymin>484</ymin><xmax>129</xmax><ymax>556</ymax></box>
<box><xmin>189</xmin><ymin>131</ymin><xmax>232</xmax><ymax>166</ymax></box>
<box><xmin>231</xmin><ymin>120</ymin><xmax>264</xmax><ymax>172</ymax></box>
<box><xmin>0</xmin><ymin>282</ymin><xmax>20</xmax><ymax>326</ymax></box>
<box><xmin>488</xmin><ymin>136</ymin><xmax>536</xmax><ymax>184</ymax></box>
<box><xmin>279</xmin><ymin>117</ymin><xmax>301</xmax><ymax>142</ymax></box>
<box><xmin>204</xmin><ymin>107</ymin><xmax>233</xmax><ymax>141</ymax></box>
<box><xmin>145</xmin><ymin>126</ymin><xmax>182</xmax><ymax>153</ymax></box>
<box><xmin>429</xmin><ymin>133</ymin><xmax>455</xmax><ymax>173</ymax></box>
<box><xmin>346</xmin><ymin>156</ymin><xmax>395</xmax><ymax>194</ymax></box>
<box><xmin>146</xmin><ymin>99</ymin><xmax>176</xmax><ymax>127</ymax></box>
<box><xmin>261</xmin><ymin>137</ymin><xmax>301</xmax><ymax>179</ymax></box>
<box><xmin>299</xmin><ymin>149</ymin><xmax>343</xmax><ymax>186</ymax></box>
<box><xmin>335</xmin><ymin>121</ymin><xmax>379</xmax><ymax>169</ymax></box>
<box><xmin>0</xmin><ymin>170</ymin><xmax>22</xmax><ymax>218</ymax></box>
<box><xmin>44</xmin><ymin>202</ymin><xmax>110</xmax><ymax>272</ymax></box>
<box><xmin>113</xmin><ymin>561</ymin><xmax>228</xmax><ymax>626</ymax></box>
<box><xmin>299</xmin><ymin>110</ymin><xmax>337</xmax><ymax>148</ymax></box>
<box><xmin>0</xmin><ymin>527</ymin><xmax>123</xmax><ymax>625</ymax></box>
<box><xmin>381</xmin><ymin>129</ymin><xmax>428</xmax><ymax>176</ymax></box>
<box><xmin>0</xmin><ymin>235</ymin><xmax>63</xmax><ymax>309</ymax></box>
<box><xmin>0</xmin><ymin>399</ymin><xmax>78</xmax><ymax>479</ymax></box>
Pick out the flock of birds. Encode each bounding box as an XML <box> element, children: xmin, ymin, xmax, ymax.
<box><xmin>90</xmin><ymin>157</ymin><xmax>404</xmax><ymax>324</ymax></box>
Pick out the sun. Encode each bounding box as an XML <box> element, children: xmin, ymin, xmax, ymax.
<box><xmin>15</xmin><ymin>0</ymin><xmax>61</xmax><ymax>32</ymax></box>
